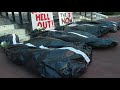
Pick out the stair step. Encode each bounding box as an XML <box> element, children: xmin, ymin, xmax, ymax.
<box><xmin>11</xmin><ymin>29</ymin><xmax>26</xmax><ymax>34</ymax></box>
<box><xmin>0</xmin><ymin>28</ymin><xmax>30</xmax><ymax>42</ymax></box>
<box><xmin>0</xmin><ymin>29</ymin><xmax>26</xmax><ymax>35</ymax></box>
<box><xmin>0</xmin><ymin>16</ymin><xmax>30</xmax><ymax>42</ymax></box>
<box><xmin>18</xmin><ymin>35</ymin><xmax>30</xmax><ymax>42</ymax></box>
<box><xmin>0</xmin><ymin>17</ymin><xmax>14</xmax><ymax>25</ymax></box>
<box><xmin>0</xmin><ymin>24</ymin><xmax>15</xmax><ymax>30</ymax></box>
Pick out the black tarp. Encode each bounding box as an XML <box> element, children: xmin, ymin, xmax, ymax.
<box><xmin>55</xmin><ymin>20</ymin><xmax>120</xmax><ymax>37</ymax></box>
<box><xmin>88</xmin><ymin>20</ymin><xmax>120</xmax><ymax>31</ymax></box>
<box><xmin>24</xmin><ymin>36</ymin><xmax>72</xmax><ymax>48</ymax></box>
<box><xmin>29</xmin><ymin>30</ymin><xmax>118</xmax><ymax>48</ymax></box>
<box><xmin>55</xmin><ymin>23</ymin><xmax>114</xmax><ymax>37</ymax></box>
<box><xmin>4</xmin><ymin>40</ymin><xmax>92</xmax><ymax>78</ymax></box>
<box><xmin>95</xmin><ymin>20</ymin><xmax>120</xmax><ymax>31</ymax></box>
<box><xmin>73</xmin><ymin>20</ymin><xmax>119</xmax><ymax>32</ymax></box>
<box><xmin>0</xmin><ymin>32</ymin><xmax>92</xmax><ymax>78</ymax></box>
<box><xmin>65</xmin><ymin>24</ymin><xmax>111</xmax><ymax>37</ymax></box>
<box><xmin>24</xmin><ymin>36</ymin><xmax>92</xmax><ymax>60</ymax></box>
<box><xmin>0</xmin><ymin>34</ymin><xmax>20</xmax><ymax>45</ymax></box>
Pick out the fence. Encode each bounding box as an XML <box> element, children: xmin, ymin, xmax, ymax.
<box><xmin>0</xmin><ymin>12</ymin><xmax>104</xmax><ymax>31</ymax></box>
<box><xmin>0</xmin><ymin>12</ymin><xmax>32</xmax><ymax>31</ymax></box>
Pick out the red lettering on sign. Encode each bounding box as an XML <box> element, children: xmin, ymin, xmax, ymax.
<box><xmin>44</xmin><ymin>14</ymin><xmax>47</xmax><ymax>20</ymax></box>
<box><xmin>32</xmin><ymin>12</ymin><xmax>37</xmax><ymax>14</ymax></box>
<box><xmin>36</xmin><ymin>13</ymin><xmax>50</xmax><ymax>21</ymax></box>
<box><xmin>61</xmin><ymin>17</ymin><xmax>72</xmax><ymax>24</ymax></box>
<box><xmin>68</xmin><ymin>13</ymin><xmax>70</xmax><ymax>18</ymax></box>
<box><xmin>36</xmin><ymin>14</ymin><xmax>41</xmax><ymax>21</ymax></box>
<box><xmin>47</xmin><ymin>14</ymin><xmax>50</xmax><ymax>20</ymax></box>
<box><xmin>37</xmin><ymin>20</ymin><xmax>54</xmax><ymax>30</ymax></box>
<box><xmin>37</xmin><ymin>22</ymin><xmax>42</xmax><ymax>27</ymax></box>
<box><xmin>43</xmin><ymin>22</ymin><xmax>47</xmax><ymax>29</ymax></box>
<box><xmin>61</xmin><ymin>18</ymin><xmax>66</xmax><ymax>24</ymax></box>
<box><xmin>69</xmin><ymin>18</ymin><xmax>72</xmax><ymax>22</ymax></box>
<box><xmin>52</xmin><ymin>20</ymin><xmax>54</xmax><ymax>27</ymax></box>
<box><xmin>65</xmin><ymin>17</ymin><xmax>69</xmax><ymax>22</ymax></box>
<box><xmin>47</xmin><ymin>21</ymin><xmax>51</xmax><ymax>28</ymax></box>
<box><xmin>41</xmin><ymin>14</ymin><xmax>44</xmax><ymax>21</ymax></box>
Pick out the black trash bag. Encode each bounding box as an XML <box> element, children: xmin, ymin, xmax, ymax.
<box><xmin>55</xmin><ymin>22</ymin><xmax>72</xmax><ymax>30</ymax></box>
<box><xmin>66</xmin><ymin>24</ymin><xmax>111</xmax><ymax>37</ymax></box>
<box><xmin>5</xmin><ymin>44</ymin><xmax>32</xmax><ymax>65</ymax></box>
<box><xmin>0</xmin><ymin>34</ymin><xmax>20</xmax><ymax>45</ymax></box>
<box><xmin>24</xmin><ymin>35</ymin><xmax>91</xmax><ymax>49</ymax></box>
<box><xmin>29</xmin><ymin>29</ymin><xmax>45</xmax><ymax>38</ymax></box>
<box><xmin>24</xmin><ymin>36</ymin><xmax>92</xmax><ymax>61</ymax></box>
<box><xmin>55</xmin><ymin>23</ymin><xmax>114</xmax><ymax>37</ymax></box>
<box><xmin>5</xmin><ymin>44</ymin><xmax>92</xmax><ymax>78</ymax></box>
<box><xmin>5</xmin><ymin>37</ymin><xmax>92</xmax><ymax>65</ymax></box>
<box><xmin>55</xmin><ymin>20</ymin><xmax>120</xmax><ymax>36</ymax></box>
<box><xmin>88</xmin><ymin>38</ymin><xmax>118</xmax><ymax>48</ymax></box>
<box><xmin>116</xmin><ymin>22</ymin><xmax>120</xmax><ymax>30</ymax></box>
<box><xmin>25</xmin><ymin>48</ymin><xmax>90</xmax><ymax>78</ymax></box>
<box><xmin>24</xmin><ymin>36</ymin><xmax>72</xmax><ymax>48</ymax></box>
<box><xmin>75</xmin><ymin>20</ymin><xmax>119</xmax><ymax>32</ymax></box>
<box><xmin>31</xmin><ymin>30</ymin><xmax>118</xmax><ymax>48</ymax></box>
<box><xmin>96</xmin><ymin>20</ymin><xmax>119</xmax><ymax>31</ymax></box>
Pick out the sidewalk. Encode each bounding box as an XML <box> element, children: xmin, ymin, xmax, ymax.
<box><xmin>0</xmin><ymin>48</ymin><xmax>39</xmax><ymax>78</ymax></box>
<box><xmin>102</xmin><ymin>16</ymin><xmax>120</xmax><ymax>22</ymax></box>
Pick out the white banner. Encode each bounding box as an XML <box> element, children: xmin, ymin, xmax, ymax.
<box><xmin>58</xmin><ymin>12</ymin><xmax>73</xmax><ymax>26</ymax></box>
<box><xmin>31</xmin><ymin>12</ymin><xmax>55</xmax><ymax>30</ymax></box>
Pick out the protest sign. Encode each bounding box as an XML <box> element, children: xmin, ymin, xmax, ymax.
<box><xmin>58</xmin><ymin>12</ymin><xmax>73</xmax><ymax>26</ymax></box>
<box><xmin>31</xmin><ymin>12</ymin><xmax>55</xmax><ymax>30</ymax></box>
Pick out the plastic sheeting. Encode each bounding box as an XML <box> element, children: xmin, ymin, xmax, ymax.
<box><xmin>24</xmin><ymin>36</ymin><xmax>92</xmax><ymax>61</ymax></box>
<box><xmin>24</xmin><ymin>36</ymin><xmax>72</xmax><ymax>48</ymax></box>
<box><xmin>55</xmin><ymin>23</ymin><xmax>113</xmax><ymax>37</ymax></box>
<box><xmin>2</xmin><ymin>35</ymin><xmax>92</xmax><ymax>78</ymax></box>
<box><xmin>29</xmin><ymin>30</ymin><xmax>118</xmax><ymax>48</ymax></box>
<box><xmin>0</xmin><ymin>32</ymin><xmax>92</xmax><ymax>78</ymax></box>
<box><xmin>55</xmin><ymin>20</ymin><xmax>120</xmax><ymax>37</ymax></box>
<box><xmin>4</xmin><ymin>41</ymin><xmax>92</xmax><ymax>78</ymax></box>
<box><xmin>67</xmin><ymin>24</ymin><xmax>112</xmax><ymax>37</ymax></box>
<box><xmin>74</xmin><ymin>20</ymin><xmax>119</xmax><ymax>32</ymax></box>
<box><xmin>0</xmin><ymin>34</ymin><xmax>20</xmax><ymax>45</ymax></box>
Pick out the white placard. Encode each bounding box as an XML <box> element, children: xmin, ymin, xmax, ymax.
<box><xmin>31</xmin><ymin>12</ymin><xmax>55</xmax><ymax>30</ymax></box>
<box><xmin>58</xmin><ymin>12</ymin><xmax>73</xmax><ymax>26</ymax></box>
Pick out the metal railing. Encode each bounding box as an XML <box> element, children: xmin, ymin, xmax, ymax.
<box><xmin>79</xmin><ymin>12</ymin><xmax>93</xmax><ymax>20</ymax></box>
<box><xmin>0</xmin><ymin>12</ymin><xmax>106</xmax><ymax>31</ymax></box>
<box><xmin>79</xmin><ymin>12</ymin><xmax>107</xmax><ymax>21</ymax></box>
<box><xmin>0</xmin><ymin>12</ymin><xmax>32</xmax><ymax>31</ymax></box>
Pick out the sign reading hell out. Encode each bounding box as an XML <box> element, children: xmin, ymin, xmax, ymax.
<box><xmin>58</xmin><ymin>12</ymin><xmax>73</xmax><ymax>26</ymax></box>
<box><xmin>31</xmin><ymin>12</ymin><xmax>55</xmax><ymax>30</ymax></box>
